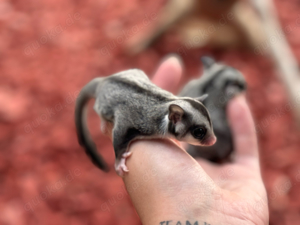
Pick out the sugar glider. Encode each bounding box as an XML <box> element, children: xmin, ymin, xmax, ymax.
<box><xmin>179</xmin><ymin>57</ymin><xmax>246</xmax><ymax>162</ymax></box>
<box><xmin>75</xmin><ymin>69</ymin><xmax>216</xmax><ymax>176</ymax></box>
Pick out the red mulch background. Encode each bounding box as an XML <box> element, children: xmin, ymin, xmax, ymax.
<box><xmin>1</xmin><ymin>0</ymin><xmax>300</xmax><ymax>224</ymax></box>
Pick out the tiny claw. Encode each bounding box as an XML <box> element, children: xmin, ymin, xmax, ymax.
<box><xmin>121</xmin><ymin>164</ymin><xmax>129</xmax><ymax>172</ymax></box>
<box><xmin>122</xmin><ymin>152</ymin><xmax>132</xmax><ymax>158</ymax></box>
<box><xmin>115</xmin><ymin>151</ymin><xmax>132</xmax><ymax>177</ymax></box>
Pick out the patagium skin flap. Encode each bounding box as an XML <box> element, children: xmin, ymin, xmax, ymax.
<box><xmin>75</xmin><ymin>69</ymin><xmax>216</xmax><ymax>176</ymax></box>
<box><xmin>179</xmin><ymin>57</ymin><xmax>247</xmax><ymax>162</ymax></box>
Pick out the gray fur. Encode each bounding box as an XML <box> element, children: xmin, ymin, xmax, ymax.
<box><xmin>179</xmin><ymin>57</ymin><xmax>246</xmax><ymax>162</ymax></box>
<box><xmin>75</xmin><ymin>69</ymin><xmax>215</xmax><ymax>172</ymax></box>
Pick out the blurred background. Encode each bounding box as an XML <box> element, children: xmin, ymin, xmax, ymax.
<box><xmin>1</xmin><ymin>0</ymin><xmax>300</xmax><ymax>224</ymax></box>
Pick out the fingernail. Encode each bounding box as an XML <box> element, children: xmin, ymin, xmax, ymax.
<box><xmin>161</xmin><ymin>54</ymin><xmax>183</xmax><ymax>68</ymax></box>
<box><xmin>231</xmin><ymin>93</ymin><xmax>247</xmax><ymax>105</ymax></box>
<box><xmin>236</xmin><ymin>94</ymin><xmax>246</xmax><ymax>104</ymax></box>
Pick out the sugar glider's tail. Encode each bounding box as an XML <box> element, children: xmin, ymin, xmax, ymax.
<box><xmin>75</xmin><ymin>78</ymin><xmax>109</xmax><ymax>172</ymax></box>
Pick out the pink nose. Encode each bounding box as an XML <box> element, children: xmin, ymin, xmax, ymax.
<box><xmin>204</xmin><ymin>135</ymin><xmax>217</xmax><ymax>146</ymax></box>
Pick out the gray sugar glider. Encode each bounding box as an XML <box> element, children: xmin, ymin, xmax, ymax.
<box><xmin>179</xmin><ymin>57</ymin><xmax>246</xmax><ymax>162</ymax></box>
<box><xmin>75</xmin><ymin>69</ymin><xmax>216</xmax><ymax>176</ymax></box>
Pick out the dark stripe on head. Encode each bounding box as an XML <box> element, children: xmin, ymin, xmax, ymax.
<box><xmin>179</xmin><ymin>112</ymin><xmax>193</xmax><ymax>138</ymax></box>
<box><xmin>168</xmin><ymin>122</ymin><xmax>177</xmax><ymax>137</ymax></box>
<box><xmin>185</xmin><ymin>99</ymin><xmax>212</xmax><ymax>126</ymax></box>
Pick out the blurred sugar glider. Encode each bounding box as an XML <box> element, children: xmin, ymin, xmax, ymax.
<box><xmin>75</xmin><ymin>69</ymin><xmax>216</xmax><ymax>176</ymax></box>
<box><xmin>179</xmin><ymin>57</ymin><xmax>246</xmax><ymax>162</ymax></box>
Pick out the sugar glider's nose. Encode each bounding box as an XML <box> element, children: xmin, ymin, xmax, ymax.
<box><xmin>202</xmin><ymin>135</ymin><xmax>217</xmax><ymax>146</ymax></box>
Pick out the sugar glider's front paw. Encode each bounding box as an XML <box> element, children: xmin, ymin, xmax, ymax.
<box><xmin>204</xmin><ymin>69</ymin><xmax>246</xmax><ymax>107</ymax></box>
<box><xmin>215</xmin><ymin>71</ymin><xmax>246</xmax><ymax>96</ymax></box>
<box><xmin>115</xmin><ymin>152</ymin><xmax>132</xmax><ymax>177</ymax></box>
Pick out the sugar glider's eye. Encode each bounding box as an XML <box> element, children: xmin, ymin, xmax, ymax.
<box><xmin>192</xmin><ymin>126</ymin><xmax>207</xmax><ymax>139</ymax></box>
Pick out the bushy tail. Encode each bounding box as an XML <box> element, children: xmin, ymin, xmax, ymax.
<box><xmin>75</xmin><ymin>78</ymin><xmax>109</xmax><ymax>172</ymax></box>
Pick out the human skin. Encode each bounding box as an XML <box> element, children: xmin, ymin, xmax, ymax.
<box><xmin>121</xmin><ymin>56</ymin><xmax>269</xmax><ymax>225</ymax></box>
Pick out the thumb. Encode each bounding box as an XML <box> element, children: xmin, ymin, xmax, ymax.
<box><xmin>227</xmin><ymin>95</ymin><xmax>258</xmax><ymax>158</ymax></box>
<box><xmin>123</xmin><ymin>139</ymin><xmax>215</xmax><ymax>224</ymax></box>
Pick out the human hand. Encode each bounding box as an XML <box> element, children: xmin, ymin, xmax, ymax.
<box><xmin>122</xmin><ymin>56</ymin><xmax>269</xmax><ymax>225</ymax></box>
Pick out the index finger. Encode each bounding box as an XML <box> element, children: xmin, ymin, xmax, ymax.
<box><xmin>151</xmin><ymin>54</ymin><xmax>183</xmax><ymax>93</ymax></box>
<box><xmin>227</xmin><ymin>95</ymin><xmax>258</xmax><ymax>159</ymax></box>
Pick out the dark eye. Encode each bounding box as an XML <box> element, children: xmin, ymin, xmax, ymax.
<box><xmin>192</xmin><ymin>127</ymin><xmax>207</xmax><ymax>139</ymax></box>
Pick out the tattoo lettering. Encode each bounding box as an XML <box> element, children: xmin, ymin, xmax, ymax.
<box><xmin>186</xmin><ymin>221</ymin><xmax>198</xmax><ymax>225</ymax></box>
<box><xmin>159</xmin><ymin>221</ymin><xmax>210</xmax><ymax>225</ymax></box>
<box><xmin>160</xmin><ymin>221</ymin><xmax>172</xmax><ymax>225</ymax></box>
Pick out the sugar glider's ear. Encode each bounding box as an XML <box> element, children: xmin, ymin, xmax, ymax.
<box><xmin>195</xmin><ymin>94</ymin><xmax>208</xmax><ymax>103</ymax></box>
<box><xmin>201</xmin><ymin>56</ymin><xmax>215</xmax><ymax>69</ymax></box>
<box><xmin>169</xmin><ymin>104</ymin><xmax>184</xmax><ymax>124</ymax></box>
